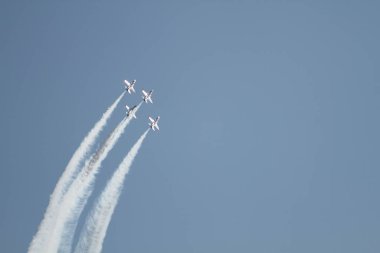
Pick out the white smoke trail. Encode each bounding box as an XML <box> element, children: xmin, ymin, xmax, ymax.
<box><xmin>74</xmin><ymin>129</ymin><xmax>149</xmax><ymax>253</ymax></box>
<box><xmin>28</xmin><ymin>92</ymin><xmax>125</xmax><ymax>253</ymax></box>
<box><xmin>46</xmin><ymin>102</ymin><xmax>143</xmax><ymax>253</ymax></box>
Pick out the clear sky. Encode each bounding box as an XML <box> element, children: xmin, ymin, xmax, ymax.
<box><xmin>1</xmin><ymin>1</ymin><xmax>379</xmax><ymax>252</ymax></box>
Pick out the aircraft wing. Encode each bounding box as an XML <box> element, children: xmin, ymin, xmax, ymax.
<box><xmin>142</xmin><ymin>90</ymin><xmax>148</xmax><ymax>96</ymax></box>
<box><xmin>149</xmin><ymin>117</ymin><xmax>155</xmax><ymax>123</ymax></box>
<box><xmin>124</xmin><ymin>80</ymin><xmax>130</xmax><ymax>86</ymax></box>
<box><xmin>155</xmin><ymin>125</ymin><xmax>160</xmax><ymax>131</ymax></box>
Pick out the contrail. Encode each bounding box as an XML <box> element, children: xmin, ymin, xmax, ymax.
<box><xmin>45</xmin><ymin>102</ymin><xmax>143</xmax><ymax>253</ymax></box>
<box><xmin>74</xmin><ymin>129</ymin><xmax>149</xmax><ymax>253</ymax></box>
<box><xmin>28</xmin><ymin>92</ymin><xmax>125</xmax><ymax>253</ymax></box>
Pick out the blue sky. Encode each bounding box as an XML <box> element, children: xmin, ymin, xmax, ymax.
<box><xmin>0</xmin><ymin>1</ymin><xmax>379</xmax><ymax>252</ymax></box>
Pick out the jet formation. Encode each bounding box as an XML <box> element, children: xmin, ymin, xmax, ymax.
<box><xmin>123</xmin><ymin>79</ymin><xmax>160</xmax><ymax>131</ymax></box>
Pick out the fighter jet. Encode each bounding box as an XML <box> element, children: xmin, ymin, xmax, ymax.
<box><xmin>148</xmin><ymin>116</ymin><xmax>160</xmax><ymax>131</ymax></box>
<box><xmin>142</xmin><ymin>89</ymin><xmax>153</xmax><ymax>103</ymax></box>
<box><xmin>125</xmin><ymin>104</ymin><xmax>138</xmax><ymax>119</ymax></box>
<box><xmin>124</xmin><ymin>79</ymin><xmax>136</xmax><ymax>94</ymax></box>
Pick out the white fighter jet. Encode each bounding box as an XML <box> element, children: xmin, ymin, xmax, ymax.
<box><xmin>142</xmin><ymin>89</ymin><xmax>153</xmax><ymax>103</ymax></box>
<box><xmin>123</xmin><ymin>79</ymin><xmax>136</xmax><ymax>94</ymax></box>
<box><xmin>148</xmin><ymin>116</ymin><xmax>160</xmax><ymax>131</ymax></box>
<box><xmin>125</xmin><ymin>104</ymin><xmax>138</xmax><ymax>119</ymax></box>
